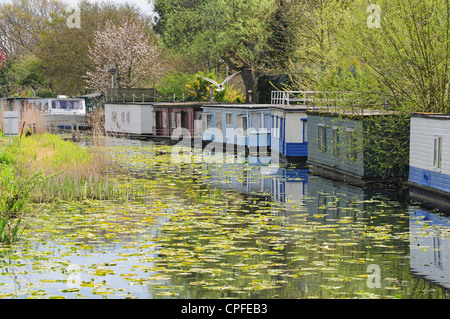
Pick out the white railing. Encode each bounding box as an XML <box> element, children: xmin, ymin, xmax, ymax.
<box><xmin>271</xmin><ymin>91</ymin><xmax>393</xmax><ymax>114</ymax></box>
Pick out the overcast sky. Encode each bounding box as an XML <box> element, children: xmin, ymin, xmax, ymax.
<box><xmin>0</xmin><ymin>0</ymin><xmax>155</xmax><ymax>15</ymax></box>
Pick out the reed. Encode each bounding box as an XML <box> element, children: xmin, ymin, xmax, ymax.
<box><xmin>6</xmin><ymin>132</ymin><xmax>118</xmax><ymax>202</ymax></box>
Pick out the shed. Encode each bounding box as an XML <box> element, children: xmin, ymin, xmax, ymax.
<box><xmin>105</xmin><ymin>103</ymin><xmax>154</xmax><ymax>136</ymax></box>
<box><xmin>201</xmin><ymin>104</ymin><xmax>272</xmax><ymax>153</ymax></box>
<box><xmin>408</xmin><ymin>113</ymin><xmax>450</xmax><ymax>212</ymax></box>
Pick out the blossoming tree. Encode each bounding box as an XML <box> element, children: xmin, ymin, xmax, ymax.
<box><xmin>0</xmin><ymin>45</ymin><xmax>7</xmax><ymax>69</ymax></box>
<box><xmin>86</xmin><ymin>17</ymin><xmax>162</xmax><ymax>91</ymax></box>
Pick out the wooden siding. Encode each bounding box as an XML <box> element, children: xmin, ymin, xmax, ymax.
<box><xmin>105</xmin><ymin>103</ymin><xmax>153</xmax><ymax>135</ymax></box>
<box><xmin>409</xmin><ymin>166</ymin><xmax>450</xmax><ymax>193</ymax></box>
<box><xmin>286</xmin><ymin>142</ymin><xmax>308</xmax><ymax>157</ymax></box>
<box><xmin>410</xmin><ymin>116</ymin><xmax>450</xmax><ymax>175</ymax></box>
<box><xmin>307</xmin><ymin>114</ymin><xmax>365</xmax><ymax>177</ymax></box>
<box><xmin>153</xmin><ymin>103</ymin><xmax>202</xmax><ymax>138</ymax></box>
<box><xmin>409</xmin><ymin>115</ymin><xmax>450</xmax><ymax>193</ymax></box>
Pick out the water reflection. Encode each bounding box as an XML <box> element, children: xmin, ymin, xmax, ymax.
<box><xmin>0</xmin><ymin>139</ymin><xmax>449</xmax><ymax>299</ymax></box>
<box><xmin>410</xmin><ymin>210</ymin><xmax>450</xmax><ymax>290</ymax></box>
<box><xmin>199</xmin><ymin>154</ymin><xmax>450</xmax><ymax>296</ymax></box>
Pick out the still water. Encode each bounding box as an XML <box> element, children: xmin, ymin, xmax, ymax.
<box><xmin>0</xmin><ymin>138</ymin><xmax>449</xmax><ymax>299</ymax></box>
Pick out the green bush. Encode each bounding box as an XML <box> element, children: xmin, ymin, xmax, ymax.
<box><xmin>156</xmin><ymin>70</ymin><xmax>245</xmax><ymax>103</ymax></box>
<box><xmin>0</xmin><ymin>153</ymin><xmax>14</xmax><ymax>166</ymax></box>
<box><xmin>0</xmin><ymin>163</ymin><xmax>46</xmax><ymax>245</ymax></box>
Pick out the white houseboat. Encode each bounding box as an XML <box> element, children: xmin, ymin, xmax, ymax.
<box><xmin>408</xmin><ymin>113</ymin><xmax>450</xmax><ymax>212</ymax></box>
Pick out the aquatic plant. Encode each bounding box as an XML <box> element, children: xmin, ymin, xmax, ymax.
<box><xmin>0</xmin><ymin>163</ymin><xmax>46</xmax><ymax>245</ymax></box>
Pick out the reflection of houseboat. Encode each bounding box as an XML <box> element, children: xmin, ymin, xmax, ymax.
<box><xmin>201</xmin><ymin>104</ymin><xmax>272</xmax><ymax>153</ymax></box>
<box><xmin>271</xmin><ymin>168</ymin><xmax>308</xmax><ymax>205</ymax></box>
<box><xmin>202</xmin><ymin>156</ymin><xmax>273</xmax><ymax>196</ymax></box>
<box><xmin>408</xmin><ymin>113</ymin><xmax>450</xmax><ymax>213</ymax></box>
<box><xmin>410</xmin><ymin>209</ymin><xmax>450</xmax><ymax>290</ymax></box>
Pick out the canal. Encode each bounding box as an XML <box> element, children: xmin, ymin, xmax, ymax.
<box><xmin>0</xmin><ymin>138</ymin><xmax>449</xmax><ymax>299</ymax></box>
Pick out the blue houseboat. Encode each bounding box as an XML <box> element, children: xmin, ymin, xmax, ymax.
<box><xmin>271</xmin><ymin>91</ymin><xmax>308</xmax><ymax>163</ymax></box>
<box><xmin>201</xmin><ymin>104</ymin><xmax>272</xmax><ymax>153</ymax></box>
<box><xmin>408</xmin><ymin>113</ymin><xmax>450</xmax><ymax>212</ymax></box>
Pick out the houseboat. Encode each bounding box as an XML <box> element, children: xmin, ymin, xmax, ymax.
<box><xmin>271</xmin><ymin>91</ymin><xmax>308</xmax><ymax>163</ymax></box>
<box><xmin>153</xmin><ymin>102</ymin><xmax>203</xmax><ymax>139</ymax></box>
<box><xmin>1</xmin><ymin>96</ymin><xmax>88</xmax><ymax>132</ymax></box>
<box><xmin>0</xmin><ymin>96</ymin><xmax>86</xmax><ymax>115</ymax></box>
<box><xmin>305</xmin><ymin>93</ymin><xmax>410</xmax><ymax>187</ymax></box>
<box><xmin>201</xmin><ymin>104</ymin><xmax>272</xmax><ymax>154</ymax></box>
<box><xmin>408</xmin><ymin>113</ymin><xmax>450</xmax><ymax>212</ymax></box>
<box><xmin>105</xmin><ymin>102</ymin><xmax>154</xmax><ymax>137</ymax></box>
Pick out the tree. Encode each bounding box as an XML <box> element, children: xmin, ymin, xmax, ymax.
<box><xmin>286</xmin><ymin>0</ymin><xmax>354</xmax><ymax>90</ymax></box>
<box><xmin>152</xmin><ymin>0</ymin><xmax>278</xmax><ymax>102</ymax></box>
<box><xmin>339</xmin><ymin>0</ymin><xmax>450</xmax><ymax>113</ymax></box>
<box><xmin>0</xmin><ymin>0</ymin><xmax>64</xmax><ymax>59</ymax></box>
<box><xmin>85</xmin><ymin>16</ymin><xmax>162</xmax><ymax>91</ymax></box>
<box><xmin>38</xmin><ymin>0</ymin><xmax>158</xmax><ymax>95</ymax></box>
<box><xmin>0</xmin><ymin>45</ymin><xmax>6</xmax><ymax>68</ymax></box>
<box><xmin>9</xmin><ymin>53</ymin><xmax>44</xmax><ymax>96</ymax></box>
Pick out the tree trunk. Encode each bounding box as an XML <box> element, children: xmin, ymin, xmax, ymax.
<box><xmin>240</xmin><ymin>68</ymin><xmax>256</xmax><ymax>104</ymax></box>
<box><xmin>225</xmin><ymin>57</ymin><xmax>257</xmax><ymax>104</ymax></box>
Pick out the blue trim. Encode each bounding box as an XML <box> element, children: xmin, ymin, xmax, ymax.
<box><xmin>301</xmin><ymin>118</ymin><xmax>307</xmax><ymax>143</ymax></box>
<box><xmin>410</xmin><ymin>209</ymin><xmax>450</xmax><ymax>226</ymax></box>
<box><xmin>286</xmin><ymin>142</ymin><xmax>308</xmax><ymax>157</ymax></box>
<box><xmin>409</xmin><ymin>166</ymin><xmax>450</xmax><ymax>193</ymax></box>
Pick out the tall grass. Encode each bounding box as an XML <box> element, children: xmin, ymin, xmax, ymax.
<box><xmin>0</xmin><ymin>107</ymin><xmax>121</xmax><ymax>245</ymax></box>
<box><xmin>5</xmin><ymin>133</ymin><xmax>117</xmax><ymax>202</ymax></box>
<box><xmin>0</xmin><ymin>160</ymin><xmax>46</xmax><ymax>245</ymax></box>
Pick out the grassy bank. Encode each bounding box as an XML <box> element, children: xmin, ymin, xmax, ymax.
<box><xmin>0</xmin><ymin>133</ymin><xmax>112</xmax><ymax>245</ymax></box>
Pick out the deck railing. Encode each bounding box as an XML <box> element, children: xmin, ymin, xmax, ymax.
<box><xmin>271</xmin><ymin>91</ymin><xmax>395</xmax><ymax>115</ymax></box>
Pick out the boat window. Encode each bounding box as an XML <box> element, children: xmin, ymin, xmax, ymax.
<box><xmin>237</xmin><ymin>116</ymin><xmax>248</xmax><ymax>136</ymax></box>
<box><xmin>434</xmin><ymin>136</ymin><xmax>443</xmax><ymax>169</ymax></box>
<box><xmin>226</xmin><ymin>113</ymin><xmax>233</xmax><ymax>125</ymax></box>
<box><xmin>346</xmin><ymin>129</ymin><xmax>356</xmax><ymax>160</ymax></box>
<box><xmin>56</xmin><ymin>100</ymin><xmax>83</xmax><ymax>110</ymax></box>
<box><xmin>318</xmin><ymin>124</ymin><xmax>326</xmax><ymax>152</ymax></box>
<box><xmin>216</xmin><ymin>111</ymin><xmax>222</xmax><ymax>131</ymax></box>
<box><xmin>58</xmin><ymin>101</ymin><xmax>67</xmax><ymax>109</ymax></box>
<box><xmin>202</xmin><ymin>113</ymin><xmax>212</xmax><ymax>131</ymax></box>
<box><xmin>251</xmin><ymin>113</ymin><xmax>262</xmax><ymax>132</ymax></box>
<box><xmin>332</xmin><ymin>126</ymin><xmax>340</xmax><ymax>156</ymax></box>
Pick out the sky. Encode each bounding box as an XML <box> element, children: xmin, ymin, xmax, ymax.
<box><xmin>0</xmin><ymin>0</ymin><xmax>155</xmax><ymax>16</ymax></box>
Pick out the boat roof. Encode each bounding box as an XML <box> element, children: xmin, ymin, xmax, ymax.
<box><xmin>202</xmin><ymin>103</ymin><xmax>272</xmax><ymax>110</ymax></box>
<box><xmin>410</xmin><ymin>112</ymin><xmax>450</xmax><ymax>120</ymax></box>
